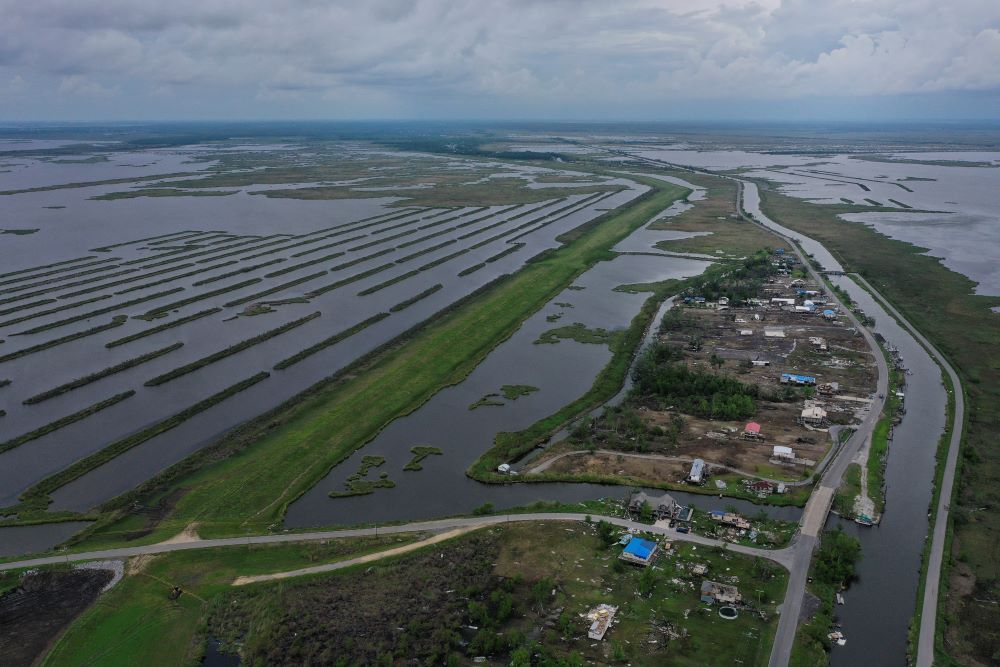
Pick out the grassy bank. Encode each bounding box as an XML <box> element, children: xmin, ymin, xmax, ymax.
<box><xmin>68</xmin><ymin>177</ymin><xmax>686</xmax><ymax>544</ymax></box>
<box><xmin>754</xmin><ymin>182</ymin><xmax>1000</xmax><ymax>665</ymax></box>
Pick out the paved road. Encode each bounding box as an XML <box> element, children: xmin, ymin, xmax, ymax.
<box><xmin>852</xmin><ymin>274</ymin><xmax>965</xmax><ymax>667</ymax></box>
<box><xmin>0</xmin><ymin>512</ymin><xmax>796</xmax><ymax>574</ymax></box>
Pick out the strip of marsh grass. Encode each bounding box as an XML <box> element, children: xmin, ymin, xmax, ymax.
<box><xmin>91</xmin><ymin>230</ymin><xmax>198</xmax><ymax>252</ymax></box>
<box><xmin>273</xmin><ymin>313</ymin><xmax>390</xmax><ymax>370</ymax></box>
<box><xmin>138</xmin><ymin>281</ymin><xmax>256</xmax><ymax>320</ymax></box>
<box><xmin>329</xmin><ymin>248</ymin><xmax>396</xmax><ymax>272</ymax></box>
<box><xmin>24</xmin><ymin>343</ymin><xmax>184</xmax><ymax>405</ymax></box>
<box><xmin>0</xmin><ymin>258</ymin><xmax>119</xmax><ymax>289</ymax></box>
<box><xmin>106</xmin><ymin>308</ymin><xmax>220</xmax><ymax>348</ymax></box>
<box><xmin>0</xmin><ymin>298</ymin><xmax>57</xmax><ymax>317</ymax></box>
<box><xmin>289</xmin><ymin>235</ymin><xmax>366</xmax><ymax>258</ymax></box>
<box><xmin>486</xmin><ymin>243</ymin><xmax>526</xmax><ymax>263</ymax></box>
<box><xmin>0</xmin><ymin>294</ymin><xmax>112</xmax><ymax>329</ymax></box>
<box><xmin>457</xmin><ymin>263</ymin><xmax>485</xmax><ymax>277</ymax></box>
<box><xmin>222</xmin><ymin>273</ymin><xmax>326</xmax><ymax>308</ymax></box>
<box><xmin>0</xmin><ymin>317</ymin><xmax>126</xmax><ymax>363</ymax></box>
<box><xmin>394</xmin><ymin>239</ymin><xmax>457</xmax><ymax>264</ymax></box>
<box><xmin>145</xmin><ymin>312</ymin><xmax>321</xmax><ymax>386</ymax></box>
<box><xmin>389</xmin><ymin>285</ymin><xmax>442</xmax><ymax>313</ymax></box>
<box><xmin>357</xmin><ymin>270</ymin><xmax>420</xmax><ymax>296</ymax></box>
<box><xmin>0</xmin><ymin>256</ymin><xmax>97</xmax><ymax>280</ymax></box>
<box><xmin>306</xmin><ymin>263</ymin><xmax>396</xmax><ymax>297</ymax></box>
<box><xmin>20</xmin><ymin>373</ymin><xmax>270</xmax><ymax>506</ymax></box>
<box><xmin>80</xmin><ymin>177</ymin><xmax>683</xmax><ymax>539</ymax></box>
<box><xmin>191</xmin><ymin>259</ymin><xmax>283</xmax><ymax>286</ymax></box>
<box><xmin>16</xmin><ymin>288</ymin><xmax>184</xmax><ymax>336</ymax></box>
<box><xmin>113</xmin><ymin>261</ymin><xmax>240</xmax><ymax>295</ymax></box>
<box><xmin>264</xmin><ymin>254</ymin><xmax>344</xmax><ymax>279</ymax></box>
<box><xmin>0</xmin><ymin>391</ymin><xmax>135</xmax><ymax>455</ymax></box>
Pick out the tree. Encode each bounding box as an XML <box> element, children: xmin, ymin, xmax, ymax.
<box><xmin>640</xmin><ymin>500</ymin><xmax>653</xmax><ymax>523</ymax></box>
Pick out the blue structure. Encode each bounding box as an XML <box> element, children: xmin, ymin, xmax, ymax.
<box><xmin>621</xmin><ymin>538</ymin><xmax>657</xmax><ymax>564</ymax></box>
<box><xmin>781</xmin><ymin>372</ymin><xmax>816</xmax><ymax>385</ymax></box>
<box><xmin>823</xmin><ymin>309</ymin><xmax>836</xmax><ymax>319</ymax></box>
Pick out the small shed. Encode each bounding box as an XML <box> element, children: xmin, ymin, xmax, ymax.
<box><xmin>823</xmin><ymin>309</ymin><xmax>837</xmax><ymax>320</ymax></box>
<box><xmin>689</xmin><ymin>458</ymin><xmax>706</xmax><ymax>484</ymax></box>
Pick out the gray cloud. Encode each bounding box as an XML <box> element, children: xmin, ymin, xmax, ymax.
<box><xmin>0</xmin><ymin>0</ymin><xmax>998</xmax><ymax>119</ymax></box>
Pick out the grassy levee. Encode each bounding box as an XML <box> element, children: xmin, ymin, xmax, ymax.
<box><xmin>24</xmin><ymin>342</ymin><xmax>184</xmax><ymax>405</ymax></box>
<box><xmin>144</xmin><ymin>312</ymin><xmax>320</xmax><ymax>386</ymax></box>
<box><xmin>91</xmin><ymin>230</ymin><xmax>201</xmax><ymax>252</ymax></box>
<box><xmin>106</xmin><ymin>308</ymin><xmax>220</xmax><ymax>348</ymax></box>
<box><xmin>0</xmin><ymin>391</ymin><xmax>135</xmax><ymax>455</ymax></box>
<box><xmin>16</xmin><ymin>288</ymin><xmax>185</xmax><ymax>335</ymax></box>
<box><xmin>389</xmin><ymin>284</ymin><xmax>442</xmax><ymax>313</ymax></box>
<box><xmin>0</xmin><ymin>316</ymin><xmax>127</xmax><ymax>362</ymax></box>
<box><xmin>18</xmin><ymin>372</ymin><xmax>271</xmax><ymax>510</ymax></box>
<box><xmin>65</xmin><ymin>177</ymin><xmax>684</xmax><ymax>545</ymax></box>
<box><xmin>753</xmin><ymin>182</ymin><xmax>1000</xmax><ymax>665</ymax></box>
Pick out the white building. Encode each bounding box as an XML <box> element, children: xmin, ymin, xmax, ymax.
<box><xmin>773</xmin><ymin>445</ymin><xmax>795</xmax><ymax>460</ymax></box>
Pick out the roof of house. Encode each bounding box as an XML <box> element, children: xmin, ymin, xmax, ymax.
<box><xmin>623</xmin><ymin>538</ymin><xmax>657</xmax><ymax>560</ymax></box>
<box><xmin>745</xmin><ymin>422</ymin><xmax>761</xmax><ymax>433</ymax></box>
<box><xmin>773</xmin><ymin>445</ymin><xmax>794</xmax><ymax>455</ymax></box>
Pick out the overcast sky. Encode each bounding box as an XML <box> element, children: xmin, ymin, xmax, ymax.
<box><xmin>1</xmin><ymin>0</ymin><xmax>998</xmax><ymax>122</ymax></box>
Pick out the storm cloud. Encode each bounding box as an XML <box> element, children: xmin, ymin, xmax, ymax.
<box><xmin>1</xmin><ymin>0</ymin><xmax>998</xmax><ymax>120</ymax></box>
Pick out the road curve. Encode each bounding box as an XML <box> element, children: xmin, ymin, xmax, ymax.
<box><xmin>0</xmin><ymin>512</ymin><xmax>796</xmax><ymax>573</ymax></box>
<box><xmin>851</xmin><ymin>273</ymin><xmax>965</xmax><ymax>667</ymax></box>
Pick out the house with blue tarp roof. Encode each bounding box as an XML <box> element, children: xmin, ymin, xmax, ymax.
<box><xmin>781</xmin><ymin>372</ymin><xmax>816</xmax><ymax>386</ymax></box>
<box><xmin>619</xmin><ymin>537</ymin><xmax>658</xmax><ymax>566</ymax></box>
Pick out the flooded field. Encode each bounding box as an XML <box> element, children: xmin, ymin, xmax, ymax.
<box><xmin>0</xmin><ymin>143</ymin><xmax>643</xmax><ymax>517</ymax></box>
